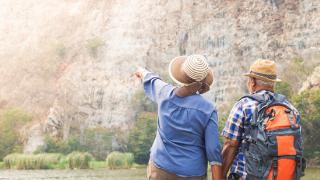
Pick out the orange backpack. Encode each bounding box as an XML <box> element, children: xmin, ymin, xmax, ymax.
<box><xmin>241</xmin><ymin>93</ymin><xmax>306</xmax><ymax>180</ymax></box>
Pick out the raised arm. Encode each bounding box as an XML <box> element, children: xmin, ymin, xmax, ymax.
<box><xmin>135</xmin><ymin>67</ymin><xmax>174</xmax><ymax>103</ymax></box>
<box><xmin>205</xmin><ymin>111</ymin><xmax>222</xmax><ymax>180</ymax></box>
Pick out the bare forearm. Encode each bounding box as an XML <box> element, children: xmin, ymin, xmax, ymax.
<box><xmin>221</xmin><ymin>139</ymin><xmax>239</xmax><ymax>179</ymax></box>
<box><xmin>211</xmin><ymin>165</ymin><xmax>222</xmax><ymax>180</ymax></box>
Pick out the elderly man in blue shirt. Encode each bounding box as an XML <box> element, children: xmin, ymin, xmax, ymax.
<box><xmin>135</xmin><ymin>55</ymin><xmax>222</xmax><ymax>180</ymax></box>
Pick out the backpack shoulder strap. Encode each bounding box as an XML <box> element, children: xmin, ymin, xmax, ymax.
<box><xmin>239</xmin><ymin>94</ymin><xmax>267</xmax><ymax>128</ymax></box>
<box><xmin>272</xmin><ymin>93</ymin><xmax>286</xmax><ymax>103</ymax></box>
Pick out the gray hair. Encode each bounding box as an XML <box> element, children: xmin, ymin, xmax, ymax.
<box><xmin>255</xmin><ymin>79</ymin><xmax>275</xmax><ymax>88</ymax></box>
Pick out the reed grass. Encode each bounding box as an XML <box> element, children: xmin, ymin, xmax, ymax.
<box><xmin>106</xmin><ymin>151</ymin><xmax>134</xmax><ymax>169</ymax></box>
<box><xmin>3</xmin><ymin>153</ymin><xmax>63</xmax><ymax>169</ymax></box>
<box><xmin>66</xmin><ymin>152</ymin><xmax>93</xmax><ymax>169</ymax></box>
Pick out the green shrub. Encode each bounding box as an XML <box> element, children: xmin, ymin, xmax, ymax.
<box><xmin>36</xmin><ymin>129</ymin><xmax>114</xmax><ymax>161</ymax></box>
<box><xmin>3</xmin><ymin>153</ymin><xmax>63</xmax><ymax>169</ymax></box>
<box><xmin>83</xmin><ymin>128</ymin><xmax>113</xmax><ymax>160</ymax></box>
<box><xmin>128</xmin><ymin>112</ymin><xmax>157</xmax><ymax>164</ymax></box>
<box><xmin>106</xmin><ymin>151</ymin><xmax>134</xmax><ymax>169</ymax></box>
<box><xmin>123</xmin><ymin>153</ymin><xmax>134</xmax><ymax>168</ymax></box>
<box><xmin>67</xmin><ymin>152</ymin><xmax>93</xmax><ymax>169</ymax></box>
<box><xmin>86</xmin><ymin>37</ymin><xmax>105</xmax><ymax>58</ymax></box>
<box><xmin>54</xmin><ymin>43</ymin><xmax>66</xmax><ymax>58</ymax></box>
<box><xmin>0</xmin><ymin>109</ymin><xmax>32</xmax><ymax>160</ymax></box>
<box><xmin>35</xmin><ymin>136</ymin><xmax>89</xmax><ymax>155</ymax></box>
<box><xmin>292</xmin><ymin>89</ymin><xmax>320</xmax><ymax>163</ymax></box>
<box><xmin>275</xmin><ymin>82</ymin><xmax>293</xmax><ymax>99</ymax></box>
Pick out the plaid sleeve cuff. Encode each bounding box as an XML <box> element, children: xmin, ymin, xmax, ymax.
<box><xmin>221</xmin><ymin>130</ymin><xmax>241</xmax><ymax>141</ymax></box>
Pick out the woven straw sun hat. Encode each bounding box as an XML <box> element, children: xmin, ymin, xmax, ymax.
<box><xmin>168</xmin><ymin>55</ymin><xmax>213</xmax><ymax>88</ymax></box>
<box><xmin>244</xmin><ymin>59</ymin><xmax>281</xmax><ymax>82</ymax></box>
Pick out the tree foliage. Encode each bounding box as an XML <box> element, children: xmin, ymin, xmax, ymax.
<box><xmin>127</xmin><ymin>112</ymin><xmax>157</xmax><ymax>164</ymax></box>
<box><xmin>0</xmin><ymin>108</ymin><xmax>32</xmax><ymax>160</ymax></box>
<box><xmin>292</xmin><ymin>89</ymin><xmax>320</xmax><ymax>162</ymax></box>
<box><xmin>36</xmin><ymin>127</ymin><xmax>114</xmax><ymax>161</ymax></box>
<box><xmin>35</xmin><ymin>136</ymin><xmax>89</xmax><ymax>155</ymax></box>
<box><xmin>83</xmin><ymin>128</ymin><xmax>113</xmax><ymax>160</ymax></box>
<box><xmin>275</xmin><ymin>81</ymin><xmax>293</xmax><ymax>99</ymax></box>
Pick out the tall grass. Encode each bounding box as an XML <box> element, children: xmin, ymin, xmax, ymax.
<box><xmin>67</xmin><ymin>152</ymin><xmax>93</xmax><ymax>169</ymax></box>
<box><xmin>106</xmin><ymin>152</ymin><xmax>134</xmax><ymax>169</ymax></box>
<box><xmin>3</xmin><ymin>153</ymin><xmax>63</xmax><ymax>169</ymax></box>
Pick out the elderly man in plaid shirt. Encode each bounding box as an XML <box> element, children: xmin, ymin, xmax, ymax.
<box><xmin>220</xmin><ymin>59</ymin><xmax>301</xmax><ymax>180</ymax></box>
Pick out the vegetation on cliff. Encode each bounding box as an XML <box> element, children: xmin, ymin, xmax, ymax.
<box><xmin>0</xmin><ymin>109</ymin><xmax>32</xmax><ymax>160</ymax></box>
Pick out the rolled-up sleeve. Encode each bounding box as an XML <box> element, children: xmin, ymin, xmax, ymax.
<box><xmin>205</xmin><ymin>111</ymin><xmax>222</xmax><ymax>166</ymax></box>
<box><xmin>143</xmin><ymin>71</ymin><xmax>174</xmax><ymax>103</ymax></box>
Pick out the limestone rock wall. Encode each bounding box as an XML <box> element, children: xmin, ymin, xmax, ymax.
<box><xmin>0</xmin><ymin>0</ymin><xmax>319</xmax><ymax>152</ymax></box>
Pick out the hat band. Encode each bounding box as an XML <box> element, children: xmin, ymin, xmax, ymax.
<box><xmin>250</xmin><ymin>71</ymin><xmax>277</xmax><ymax>80</ymax></box>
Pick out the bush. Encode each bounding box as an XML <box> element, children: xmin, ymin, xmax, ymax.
<box><xmin>292</xmin><ymin>89</ymin><xmax>320</xmax><ymax>164</ymax></box>
<box><xmin>275</xmin><ymin>82</ymin><xmax>293</xmax><ymax>99</ymax></box>
<box><xmin>86</xmin><ymin>37</ymin><xmax>105</xmax><ymax>58</ymax></box>
<box><xmin>35</xmin><ymin>136</ymin><xmax>89</xmax><ymax>155</ymax></box>
<box><xmin>67</xmin><ymin>152</ymin><xmax>93</xmax><ymax>169</ymax></box>
<box><xmin>0</xmin><ymin>109</ymin><xmax>32</xmax><ymax>160</ymax></box>
<box><xmin>128</xmin><ymin>112</ymin><xmax>157</xmax><ymax>164</ymax></box>
<box><xmin>36</xmin><ymin>128</ymin><xmax>114</xmax><ymax>161</ymax></box>
<box><xmin>83</xmin><ymin>128</ymin><xmax>113</xmax><ymax>160</ymax></box>
<box><xmin>106</xmin><ymin>151</ymin><xmax>134</xmax><ymax>169</ymax></box>
<box><xmin>3</xmin><ymin>153</ymin><xmax>63</xmax><ymax>169</ymax></box>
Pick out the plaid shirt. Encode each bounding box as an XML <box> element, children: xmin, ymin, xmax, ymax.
<box><xmin>222</xmin><ymin>90</ymin><xmax>300</xmax><ymax>180</ymax></box>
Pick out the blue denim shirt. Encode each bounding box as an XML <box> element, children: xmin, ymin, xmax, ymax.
<box><xmin>143</xmin><ymin>72</ymin><xmax>222</xmax><ymax>177</ymax></box>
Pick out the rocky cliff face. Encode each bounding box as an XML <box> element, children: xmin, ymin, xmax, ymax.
<box><xmin>0</xmin><ymin>0</ymin><xmax>319</xmax><ymax>152</ymax></box>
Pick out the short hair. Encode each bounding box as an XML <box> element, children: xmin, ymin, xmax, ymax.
<box><xmin>255</xmin><ymin>79</ymin><xmax>275</xmax><ymax>88</ymax></box>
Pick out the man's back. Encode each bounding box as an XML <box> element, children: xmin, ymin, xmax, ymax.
<box><xmin>222</xmin><ymin>90</ymin><xmax>301</xmax><ymax>179</ymax></box>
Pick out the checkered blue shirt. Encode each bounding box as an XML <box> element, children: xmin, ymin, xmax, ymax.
<box><xmin>222</xmin><ymin>90</ymin><xmax>300</xmax><ymax>180</ymax></box>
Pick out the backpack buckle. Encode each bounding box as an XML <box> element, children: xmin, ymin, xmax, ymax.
<box><xmin>245</xmin><ymin>136</ymin><xmax>256</xmax><ymax>144</ymax></box>
<box><xmin>265</xmin><ymin>109</ymin><xmax>276</xmax><ymax>121</ymax></box>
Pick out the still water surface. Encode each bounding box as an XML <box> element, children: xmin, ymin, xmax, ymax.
<box><xmin>0</xmin><ymin>169</ymin><xmax>146</xmax><ymax>180</ymax></box>
<box><xmin>0</xmin><ymin>168</ymin><xmax>319</xmax><ymax>180</ymax></box>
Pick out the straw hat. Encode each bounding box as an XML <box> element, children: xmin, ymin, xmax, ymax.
<box><xmin>244</xmin><ymin>59</ymin><xmax>282</xmax><ymax>82</ymax></box>
<box><xmin>168</xmin><ymin>55</ymin><xmax>213</xmax><ymax>94</ymax></box>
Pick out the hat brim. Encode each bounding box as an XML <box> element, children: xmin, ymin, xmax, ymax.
<box><xmin>244</xmin><ymin>73</ymin><xmax>282</xmax><ymax>82</ymax></box>
<box><xmin>168</xmin><ymin>56</ymin><xmax>214</xmax><ymax>86</ymax></box>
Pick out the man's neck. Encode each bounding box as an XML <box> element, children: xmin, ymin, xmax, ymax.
<box><xmin>253</xmin><ymin>87</ymin><xmax>274</xmax><ymax>94</ymax></box>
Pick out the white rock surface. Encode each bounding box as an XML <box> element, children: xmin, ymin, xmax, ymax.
<box><xmin>0</xmin><ymin>0</ymin><xmax>319</xmax><ymax>152</ymax></box>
